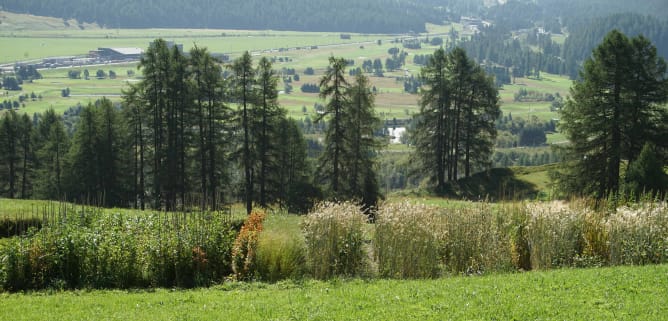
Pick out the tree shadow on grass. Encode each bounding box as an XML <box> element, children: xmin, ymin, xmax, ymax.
<box><xmin>441</xmin><ymin>168</ymin><xmax>538</xmax><ymax>201</ymax></box>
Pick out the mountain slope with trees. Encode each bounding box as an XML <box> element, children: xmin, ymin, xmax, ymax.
<box><xmin>0</xmin><ymin>0</ymin><xmax>441</xmax><ymax>33</ymax></box>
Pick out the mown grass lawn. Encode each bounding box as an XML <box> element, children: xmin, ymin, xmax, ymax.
<box><xmin>0</xmin><ymin>264</ymin><xmax>665</xmax><ymax>320</ymax></box>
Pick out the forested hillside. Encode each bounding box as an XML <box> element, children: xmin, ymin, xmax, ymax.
<box><xmin>0</xmin><ymin>0</ymin><xmax>441</xmax><ymax>33</ymax></box>
<box><xmin>3</xmin><ymin>0</ymin><xmax>667</xmax><ymax>33</ymax></box>
<box><xmin>562</xmin><ymin>13</ymin><xmax>668</xmax><ymax>78</ymax></box>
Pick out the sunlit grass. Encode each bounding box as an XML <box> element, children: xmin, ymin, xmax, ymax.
<box><xmin>1</xmin><ymin>264</ymin><xmax>666</xmax><ymax>320</ymax></box>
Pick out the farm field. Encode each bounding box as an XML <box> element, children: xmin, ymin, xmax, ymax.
<box><xmin>4</xmin><ymin>48</ymin><xmax>566</xmax><ymax>123</ymax></box>
<box><xmin>2</xmin><ymin>10</ymin><xmax>565</xmax><ymax>127</ymax></box>
<box><xmin>1</xmin><ymin>264</ymin><xmax>666</xmax><ymax>320</ymax></box>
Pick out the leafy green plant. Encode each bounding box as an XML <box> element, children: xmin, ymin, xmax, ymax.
<box><xmin>0</xmin><ymin>207</ymin><xmax>237</xmax><ymax>291</ymax></box>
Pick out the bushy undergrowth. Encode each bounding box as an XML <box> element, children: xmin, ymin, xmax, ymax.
<box><xmin>0</xmin><ymin>208</ymin><xmax>236</xmax><ymax>291</ymax></box>
<box><xmin>2</xmin><ymin>199</ymin><xmax>667</xmax><ymax>290</ymax></box>
<box><xmin>608</xmin><ymin>203</ymin><xmax>668</xmax><ymax>265</ymax></box>
<box><xmin>256</xmin><ymin>229</ymin><xmax>306</xmax><ymax>282</ymax></box>
<box><xmin>302</xmin><ymin>202</ymin><xmax>368</xmax><ymax>279</ymax></box>
<box><xmin>374</xmin><ymin>202</ymin><xmax>442</xmax><ymax>278</ymax></box>
<box><xmin>305</xmin><ymin>200</ymin><xmax>668</xmax><ymax>279</ymax></box>
<box><xmin>231</xmin><ymin>210</ymin><xmax>266</xmax><ymax>280</ymax></box>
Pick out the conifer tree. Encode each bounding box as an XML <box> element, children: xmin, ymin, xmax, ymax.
<box><xmin>344</xmin><ymin>73</ymin><xmax>382</xmax><ymax>211</ymax></box>
<box><xmin>317</xmin><ymin>56</ymin><xmax>349</xmax><ymax>197</ymax></box>
<box><xmin>555</xmin><ymin>30</ymin><xmax>668</xmax><ymax>198</ymax></box>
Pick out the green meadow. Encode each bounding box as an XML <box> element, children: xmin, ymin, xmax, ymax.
<box><xmin>0</xmin><ymin>264</ymin><xmax>666</xmax><ymax>321</ymax></box>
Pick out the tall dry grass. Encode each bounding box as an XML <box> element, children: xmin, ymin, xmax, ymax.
<box><xmin>314</xmin><ymin>199</ymin><xmax>668</xmax><ymax>279</ymax></box>
<box><xmin>302</xmin><ymin>202</ymin><xmax>368</xmax><ymax>279</ymax></box>
<box><xmin>374</xmin><ymin>202</ymin><xmax>442</xmax><ymax>278</ymax></box>
<box><xmin>608</xmin><ymin>203</ymin><xmax>668</xmax><ymax>265</ymax></box>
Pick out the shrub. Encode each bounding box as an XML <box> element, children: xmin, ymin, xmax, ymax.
<box><xmin>608</xmin><ymin>203</ymin><xmax>668</xmax><ymax>265</ymax></box>
<box><xmin>0</xmin><ymin>208</ymin><xmax>237</xmax><ymax>291</ymax></box>
<box><xmin>525</xmin><ymin>202</ymin><xmax>584</xmax><ymax>269</ymax></box>
<box><xmin>374</xmin><ymin>202</ymin><xmax>442</xmax><ymax>278</ymax></box>
<box><xmin>231</xmin><ymin>209</ymin><xmax>266</xmax><ymax>280</ymax></box>
<box><xmin>440</xmin><ymin>203</ymin><xmax>513</xmax><ymax>274</ymax></box>
<box><xmin>302</xmin><ymin>202</ymin><xmax>367</xmax><ymax>279</ymax></box>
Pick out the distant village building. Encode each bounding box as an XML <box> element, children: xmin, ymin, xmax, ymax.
<box><xmin>90</xmin><ymin>42</ymin><xmax>182</xmax><ymax>61</ymax></box>
<box><xmin>460</xmin><ymin>16</ymin><xmax>492</xmax><ymax>34</ymax></box>
<box><xmin>90</xmin><ymin>47</ymin><xmax>144</xmax><ymax>61</ymax></box>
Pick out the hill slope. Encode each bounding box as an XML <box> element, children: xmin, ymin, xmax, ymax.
<box><xmin>0</xmin><ymin>10</ymin><xmax>99</xmax><ymax>31</ymax></box>
<box><xmin>0</xmin><ymin>0</ymin><xmax>441</xmax><ymax>33</ymax></box>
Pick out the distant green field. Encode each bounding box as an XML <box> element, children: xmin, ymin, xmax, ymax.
<box><xmin>1</xmin><ymin>16</ymin><xmax>572</xmax><ymax>158</ymax></box>
<box><xmin>1</xmin><ymin>264</ymin><xmax>666</xmax><ymax>320</ymax></box>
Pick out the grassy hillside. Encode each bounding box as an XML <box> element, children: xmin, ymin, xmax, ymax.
<box><xmin>0</xmin><ymin>10</ymin><xmax>100</xmax><ymax>32</ymax></box>
<box><xmin>1</xmin><ymin>264</ymin><xmax>666</xmax><ymax>320</ymax></box>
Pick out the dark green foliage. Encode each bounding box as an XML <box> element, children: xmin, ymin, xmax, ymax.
<box><xmin>0</xmin><ymin>112</ymin><xmax>18</xmax><ymax>197</ymax></box>
<box><xmin>276</xmin><ymin>118</ymin><xmax>320</xmax><ymax>214</ymax></box>
<box><xmin>0</xmin><ymin>207</ymin><xmax>237</xmax><ymax>291</ymax></box>
<box><xmin>0</xmin><ymin>40</ymin><xmax>317</xmax><ymax>213</ymax></box>
<box><xmin>64</xmin><ymin>101</ymin><xmax>125</xmax><ymax>206</ymax></box>
<box><xmin>254</xmin><ymin>57</ymin><xmax>287</xmax><ymax>208</ymax></box>
<box><xmin>624</xmin><ymin>143</ymin><xmax>668</xmax><ymax>198</ymax></box>
<box><xmin>33</xmin><ymin>109</ymin><xmax>69</xmax><ymax>200</ymax></box>
<box><xmin>562</xmin><ymin>13</ymin><xmax>668</xmax><ymax>79</ymax></box>
<box><xmin>555</xmin><ymin>30</ymin><xmax>668</xmax><ymax>198</ymax></box>
<box><xmin>317</xmin><ymin>56</ymin><xmax>350</xmax><ymax>196</ymax></box>
<box><xmin>411</xmin><ymin>47</ymin><xmax>500</xmax><ymax>193</ymax></box>
<box><xmin>15</xmin><ymin>65</ymin><xmax>41</xmax><ymax>82</ymax></box>
<box><xmin>2</xmin><ymin>77</ymin><xmax>21</xmax><ymax>91</ymax></box>
<box><xmin>2</xmin><ymin>0</ymin><xmax>441</xmax><ymax>33</ymax></box>
<box><xmin>518</xmin><ymin>126</ymin><xmax>546</xmax><ymax>147</ymax></box>
<box><xmin>67</xmin><ymin>70</ymin><xmax>81</xmax><ymax>79</ymax></box>
<box><xmin>343</xmin><ymin>73</ymin><xmax>383</xmax><ymax>211</ymax></box>
<box><xmin>300</xmin><ymin>83</ymin><xmax>319</xmax><ymax>93</ymax></box>
<box><xmin>444</xmin><ymin>168</ymin><xmax>539</xmax><ymax>200</ymax></box>
<box><xmin>316</xmin><ymin>58</ymin><xmax>382</xmax><ymax>208</ymax></box>
<box><xmin>230</xmin><ymin>52</ymin><xmax>256</xmax><ymax>215</ymax></box>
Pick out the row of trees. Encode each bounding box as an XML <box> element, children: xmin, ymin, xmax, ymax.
<box><xmin>122</xmin><ymin>41</ymin><xmax>318</xmax><ymax>213</ymax></box>
<box><xmin>316</xmin><ymin>57</ymin><xmax>383</xmax><ymax>211</ymax></box>
<box><xmin>0</xmin><ymin>40</ymin><xmax>317</xmax><ymax>213</ymax></box>
<box><xmin>410</xmin><ymin>48</ymin><xmax>500</xmax><ymax>193</ymax></box>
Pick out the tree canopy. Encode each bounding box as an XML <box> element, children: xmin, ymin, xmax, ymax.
<box><xmin>410</xmin><ymin>47</ymin><xmax>500</xmax><ymax>193</ymax></box>
<box><xmin>554</xmin><ymin>30</ymin><xmax>668</xmax><ymax>198</ymax></box>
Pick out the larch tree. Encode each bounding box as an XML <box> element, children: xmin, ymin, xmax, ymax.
<box><xmin>0</xmin><ymin>110</ymin><xmax>20</xmax><ymax>198</ymax></box>
<box><xmin>254</xmin><ymin>56</ymin><xmax>285</xmax><ymax>208</ymax></box>
<box><xmin>317</xmin><ymin>56</ymin><xmax>350</xmax><ymax>197</ymax></box>
<box><xmin>411</xmin><ymin>47</ymin><xmax>499</xmax><ymax>193</ymax></box>
<box><xmin>190</xmin><ymin>46</ymin><xmax>228</xmax><ymax>210</ymax></box>
<box><xmin>555</xmin><ymin>30</ymin><xmax>668</xmax><ymax>198</ymax></box>
<box><xmin>121</xmin><ymin>84</ymin><xmax>147</xmax><ymax>209</ymax></box>
<box><xmin>230</xmin><ymin>51</ymin><xmax>257</xmax><ymax>215</ymax></box>
<box><xmin>275</xmin><ymin>117</ymin><xmax>318</xmax><ymax>213</ymax></box>
<box><xmin>411</xmin><ymin>48</ymin><xmax>450</xmax><ymax>192</ymax></box>
<box><xmin>344</xmin><ymin>73</ymin><xmax>383</xmax><ymax>211</ymax></box>
<box><xmin>34</xmin><ymin>108</ymin><xmax>69</xmax><ymax>201</ymax></box>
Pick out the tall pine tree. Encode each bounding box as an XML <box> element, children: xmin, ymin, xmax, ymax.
<box><xmin>317</xmin><ymin>56</ymin><xmax>350</xmax><ymax>197</ymax></box>
<box><xmin>555</xmin><ymin>30</ymin><xmax>668</xmax><ymax>198</ymax></box>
